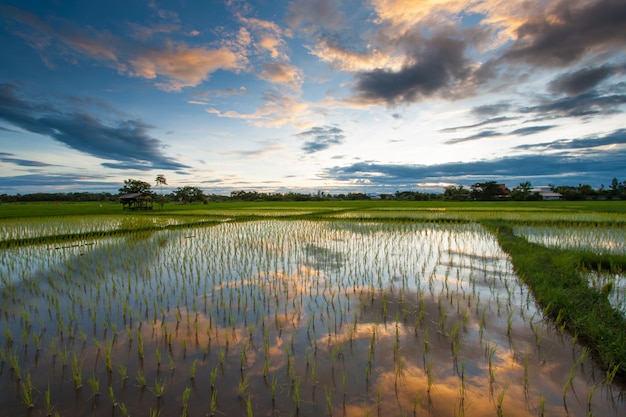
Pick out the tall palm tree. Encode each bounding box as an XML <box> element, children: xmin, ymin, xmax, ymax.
<box><xmin>155</xmin><ymin>174</ymin><xmax>167</xmax><ymax>209</ymax></box>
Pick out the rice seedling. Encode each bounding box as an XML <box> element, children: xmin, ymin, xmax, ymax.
<box><xmin>181</xmin><ymin>386</ymin><xmax>191</xmax><ymax>417</ymax></box>
<box><xmin>150</xmin><ymin>378</ymin><xmax>166</xmax><ymax>398</ymax></box>
<box><xmin>1</xmin><ymin>210</ymin><xmax>624</xmax><ymax>417</ymax></box>
<box><xmin>21</xmin><ymin>371</ymin><xmax>34</xmax><ymax>409</ymax></box>
<box><xmin>71</xmin><ymin>353</ymin><xmax>83</xmax><ymax>390</ymax></box>
<box><xmin>238</xmin><ymin>374</ymin><xmax>250</xmax><ymax>398</ymax></box>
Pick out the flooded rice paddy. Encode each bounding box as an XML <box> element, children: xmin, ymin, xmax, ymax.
<box><xmin>1</xmin><ymin>220</ymin><xmax>624</xmax><ymax>416</ymax></box>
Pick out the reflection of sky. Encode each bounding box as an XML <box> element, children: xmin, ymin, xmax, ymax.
<box><xmin>1</xmin><ymin>220</ymin><xmax>624</xmax><ymax>417</ymax></box>
<box><xmin>514</xmin><ymin>226</ymin><xmax>626</xmax><ymax>255</ymax></box>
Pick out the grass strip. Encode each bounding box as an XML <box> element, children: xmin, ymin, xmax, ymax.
<box><xmin>482</xmin><ymin>221</ymin><xmax>626</xmax><ymax>380</ymax></box>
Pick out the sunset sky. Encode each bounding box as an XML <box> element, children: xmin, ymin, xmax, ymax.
<box><xmin>1</xmin><ymin>0</ymin><xmax>625</xmax><ymax>195</ymax></box>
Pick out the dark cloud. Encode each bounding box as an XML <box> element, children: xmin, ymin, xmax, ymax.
<box><xmin>296</xmin><ymin>125</ymin><xmax>345</xmax><ymax>153</ymax></box>
<box><xmin>323</xmin><ymin>145</ymin><xmax>626</xmax><ymax>188</ymax></box>
<box><xmin>504</xmin><ymin>0</ymin><xmax>626</xmax><ymax>66</ymax></box>
<box><xmin>440</xmin><ymin>116</ymin><xmax>513</xmax><ymax>133</ymax></box>
<box><xmin>471</xmin><ymin>103</ymin><xmax>512</xmax><ymax>118</ymax></box>
<box><xmin>445</xmin><ymin>125</ymin><xmax>556</xmax><ymax>144</ymax></box>
<box><xmin>445</xmin><ymin>130</ymin><xmax>502</xmax><ymax>145</ymax></box>
<box><xmin>549</xmin><ymin>65</ymin><xmax>617</xmax><ymax>95</ymax></box>
<box><xmin>515</xmin><ymin>128</ymin><xmax>626</xmax><ymax>151</ymax></box>
<box><xmin>510</xmin><ymin>125</ymin><xmax>556</xmax><ymax>136</ymax></box>
<box><xmin>352</xmin><ymin>34</ymin><xmax>472</xmax><ymax>105</ymax></box>
<box><xmin>0</xmin><ymin>83</ymin><xmax>189</xmax><ymax>170</ymax></box>
<box><xmin>520</xmin><ymin>90</ymin><xmax>626</xmax><ymax>118</ymax></box>
<box><xmin>0</xmin><ymin>152</ymin><xmax>54</xmax><ymax>167</ymax></box>
<box><xmin>0</xmin><ymin>173</ymin><xmax>116</xmax><ymax>190</ymax></box>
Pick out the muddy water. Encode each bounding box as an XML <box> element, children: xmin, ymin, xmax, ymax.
<box><xmin>0</xmin><ymin>221</ymin><xmax>624</xmax><ymax>416</ymax></box>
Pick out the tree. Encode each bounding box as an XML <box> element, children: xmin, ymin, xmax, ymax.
<box><xmin>173</xmin><ymin>186</ymin><xmax>206</xmax><ymax>204</ymax></box>
<box><xmin>119</xmin><ymin>179</ymin><xmax>152</xmax><ymax>195</ymax></box>
<box><xmin>470</xmin><ymin>182</ymin><xmax>508</xmax><ymax>201</ymax></box>
<box><xmin>155</xmin><ymin>174</ymin><xmax>167</xmax><ymax>209</ymax></box>
<box><xmin>443</xmin><ymin>185</ymin><xmax>469</xmax><ymax>200</ymax></box>
<box><xmin>510</xmin><ymin>181</ymin><xmax>541</xmax><ymax>201</ymax></box>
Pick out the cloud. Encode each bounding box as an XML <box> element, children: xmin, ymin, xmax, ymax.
<box><xmin>510</xmin><ymin>125</ymin><xmax>556</xmax><ymax>136</ymax></box>
<box><xmin>0</xmin><ymin>5</ymin><xmax>245</xmax><ymax>91</ymax></box>
<box><xmin>127</xmin><ymin>42</ymin><xmax>243</xmax><ymax>91</ymax></box>
<box><xmin>207</xmin><ymin>90</ymin><xmax>318</xmax><ymax>128</ymax></box>
<box><xmin>0</xmin><ymin>173</ymin><xmax>117</xmax><ymax>190</ymax></box>
<box><xmin>515</xmin><ymin>128</ymin><xmax>626</xmax><ymax>151</ymax></box>
<box><xmin>238</xmin><ymin>16</ymin><xmax>288</xmax><ymax>60</ymax></box>
<box><xmin>296</xmin><ymin>125</ymin><xmax>346</xmax><ymax>153</ymax></box>
<box><xmin>0</xmin><ymin>152</ymin><xmax>55</xmax><ymax>167</ymax></box>
<box><xmin>352</xmin><ymin>33</ymin><xmax>474</xmax><ymax>105</ymax></box>
<box><xmin>444</xmin><ymin>130</ymin><xmax>502</xmax><ymax>144</ymax></box>
<box><xmin>259</xmin><ymin>62</ymin><xmax>303</xmax><ymax>90</ymax></box>
<box><xmin>440</xmin><ymin>116</ymin><xmax>513</xmax><ymax>133</ymax></box>
<box><xmin>549</xmin><ymin>65</ymin><xmax>618</xmax><ymax>95</ymax></box>
<box><xmin>286</xmin><ymin>0</ymin><xmax>344</xmax><ymax>32</ymax></box>
<box><xmin>503</xmin><ymin>0</ymin><xmax>626</xmax><ymax>66</ymax></box>
<box><xmin>0</xmin><ymin>84</ymin><xmax>189</xmax><ymax>170</ymax></box>
<box><xmin>444</xmin><ymin>124</ymin><xmax>556</xmax><ymax>144</ymax></box>
<box><xmin>220</xmin><ymin>140</ymin><xmax>284</xmax><ymax>158</ymax></box>
<box><xmin>520</xmin><ymin>90</ymin><xmax>626</xmax><ymax>118</ymax></box>
<box><xmin>472</xmin><ymin>103</ymin><xmax>512</xmax><ymax>118</ymax></box>
<box><xmin>325</xmin><ymin>129</ymin><xmax>626</xmax><ymax>187</ymax></box>
<box><xmin>323</xmin><ymin>146</ymin><xmax>626</xmax><ymax>187</ymax></box>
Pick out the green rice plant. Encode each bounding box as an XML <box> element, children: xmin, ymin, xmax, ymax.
<box><xmin>496</xmin><ymin>385</ymin><xmax>508</xmax><ymax>417</ymax></box>
<box><xmin>238</xmin><ymin>374</ymin><xmax>250</xmax><ymax>398</ymax></box>
<box><xmin>210</xmin><ymin>365</ymin><xmax>219</xmax><ymax>388</ymax></box>
<box><xmin>155</xmin><ymin>347</ymin><xmax>162</xmax><ymax>368</ymax></box>
<box><xmin>118</xmin><ymin>364</ymin><xmax>128</xmax><ymax>381</ymax></box>
<box><xmin>135</xmin><ymin>369</ymin><xmax>147</xmax><ymax>388</ymax></box>
<box><xmin>189</xmin><ymin>359</ymin><xmax>198</xmax><ymax>380</ymax></box>
<box><xmin>71</xmin><ymin>353</ymin><xmax>83</xmax><ymax>390</ymax></box>
<box><xmin>21</xmin><ymin>371</ymin><xmax>34</xmax><ymax>409</ymax></box>
<box><xmin>325</xmin><ymin>385</ymin><xmax>333</xmax><ymax>416</ymax></box>
<box><xmin>563</xmin><ymin>347</ymin><xmax>590</xmax><ymax>397</ymax></box>
<box><xmin>292</xmin><ymin>376</ymin><xmax>301</xmax><ymax>409</ymax></box>
<box><xmin>181</xmin><ymin>386</ymin><xmax>191</xmax><ymax>417</ymax></box>
<box><xmin>246</xmin><ymin>394</ymin><xmax>253</xmax><ymax>417</ymax></box>
<box><xmin>150</xmin><ymin>378</ymin><xmax>166</xmax><ymax>398</ymax></box>
<box><xmin>208</xmin><ymin>389</ymin><xmax>219</xmax><ymax>416</ymax></box>
<box><xmin>105</xmin><ymin>342</ymin><xmax>113</xmax><ymax>373</ymax></box>
<box><xmin>270</xmin><ymin>373</ymin><xmax>278</xmax><ymax>401</ymax></box>
<box><xmin>88</xmin><ymin>374</ymin><xmax>100</xmax><ymax>398</ymax></box>
<box><xmin>43</xmin><ymin>384</ymin><xmax>54</xmax><ymax>416</ymax></box>
<box><xmin>118</xmin><ymin>402</ymin><xmax>130</xmax><ymax>417</ymax></box>
<box><xmin>109</xmin><ymin>385</ymin><xmax>118</xmax><ymax>407</ymax></box>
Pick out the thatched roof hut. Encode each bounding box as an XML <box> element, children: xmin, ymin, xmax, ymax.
<box><xmin>119</xmin><ymin>193</ymin><xmax>153</xmax><ymax>210</ymax></box>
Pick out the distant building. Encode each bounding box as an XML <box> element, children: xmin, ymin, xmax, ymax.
<box><xmin>530</xmin><ymin>186</ymin><xmax>562</xmax><ymax>201</ymax></box>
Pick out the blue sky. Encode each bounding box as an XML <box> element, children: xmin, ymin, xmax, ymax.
<box><xmin>0</xmin><ymin>0</ymin><xmax>625</xmax><ymax>195</ymax></box>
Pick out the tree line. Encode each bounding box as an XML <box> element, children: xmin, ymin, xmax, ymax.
<box><xmin>2</xmin><ymin>177</ymin><xmax>626</xmax><ymax>203</ymax></box>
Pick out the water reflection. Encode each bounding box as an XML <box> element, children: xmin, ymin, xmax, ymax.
<box><xmin>0</xmin><ymin>221</ymin><xmax>623</xmax><ymax>417</ymax></box>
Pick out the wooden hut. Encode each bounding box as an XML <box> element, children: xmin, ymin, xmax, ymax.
<box><xmin>119</xmin><ymin>193</ymin><xmax>153</xmax><ymax>210</ymax></box>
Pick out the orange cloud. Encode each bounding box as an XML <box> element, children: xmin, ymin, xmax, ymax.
<box><xmin>128</xmin><ymin>42</ymin><xmax>244</xmax><ymax>91</ymax></box>
<box><xmin>259</xmin><ymin>62</ymin><xmax>303</xmax><ymax>90</ymax></box>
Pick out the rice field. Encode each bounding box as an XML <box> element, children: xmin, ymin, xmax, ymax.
<box><xmin>0</xmin><ymin>203</ymin><xmax>625</xmax><ymax>417</ymax></box>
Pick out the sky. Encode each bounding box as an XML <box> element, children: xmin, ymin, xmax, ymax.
<box><xmin>0</xmin><ymin>0</ymin><xmax>625</xmax><ymax>196</ymax></box>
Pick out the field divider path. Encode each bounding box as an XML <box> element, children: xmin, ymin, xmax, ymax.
<box><xmin>482</xmin><ymin>220</ymin><xmax>626</xmax><ymax>381</ymax></box>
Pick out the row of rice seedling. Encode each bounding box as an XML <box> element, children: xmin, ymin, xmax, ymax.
<box><xmin>0</xmin><ymin>219</ymin><xmax>624</xmax><ymax>416</ymax></box>
<box><xmin>0</xmin><ymin>215</ymin><xmax>216</xmax><ymax>242</ymax></box>
<box><xmin>513</xmin><ymin>226</ymin><xmax>626</xmax><ymax>255</ymax></box>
